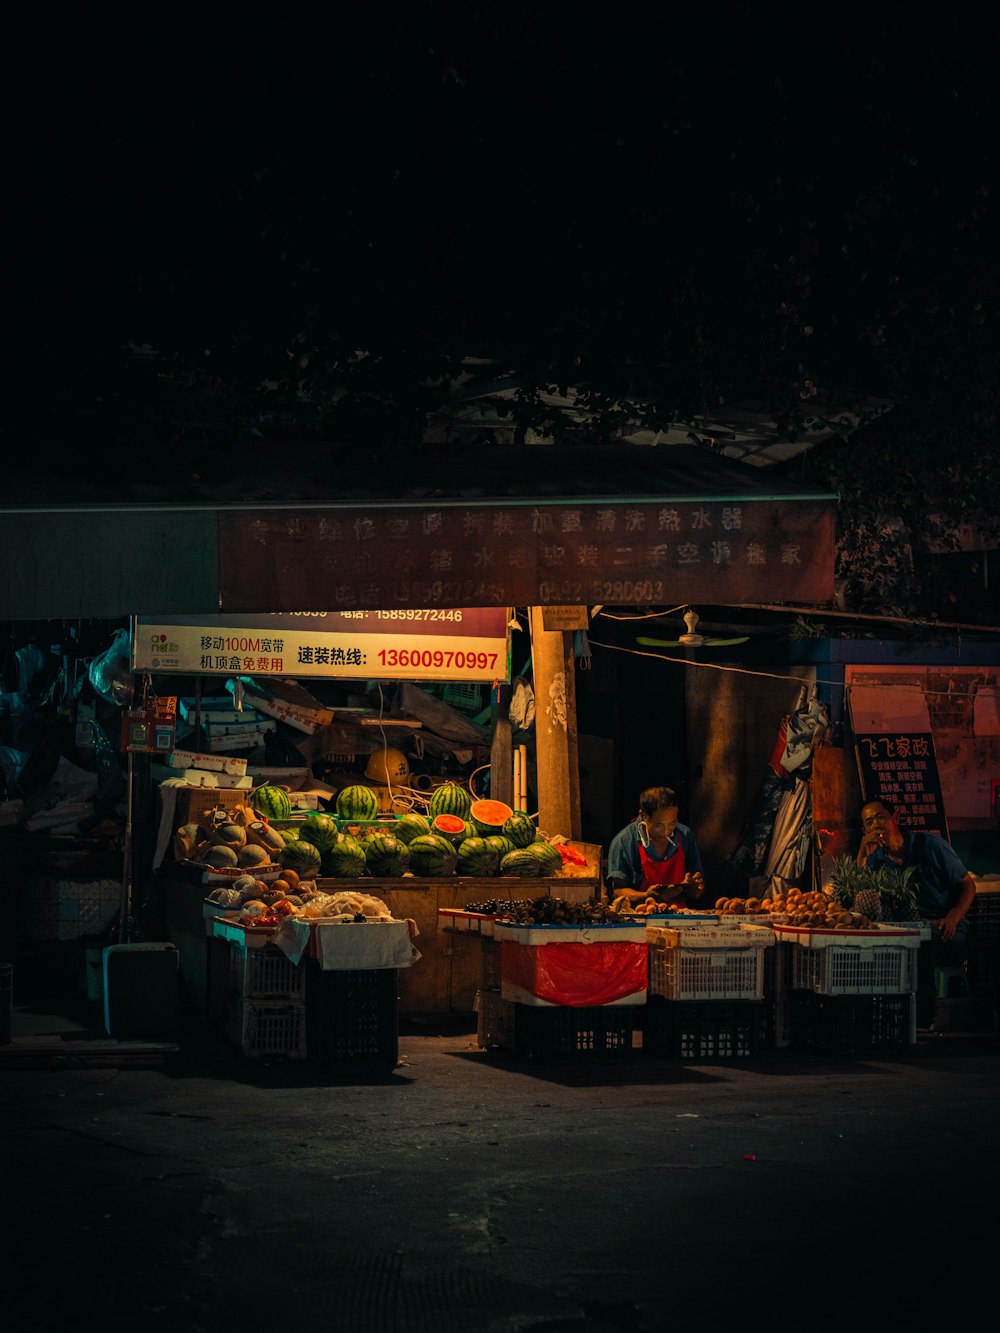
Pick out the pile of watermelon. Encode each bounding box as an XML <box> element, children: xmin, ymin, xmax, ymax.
<box><xmin>274</xmin><ymin>782</ymin><xmax>568</xmax><ymax>880</ymax></box>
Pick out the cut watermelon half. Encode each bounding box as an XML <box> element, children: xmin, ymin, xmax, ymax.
<box><xmin>469</xmin><ymin>799</ymin><xmax>514</xmax><ymax>837</ymax></box>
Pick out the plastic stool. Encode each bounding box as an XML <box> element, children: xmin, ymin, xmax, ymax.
<box><xmin>934</xmin><ymin>964</ymin><xmax>971</xmax><ymax>1000</ymax></box>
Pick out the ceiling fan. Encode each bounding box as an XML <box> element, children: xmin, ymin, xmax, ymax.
<box><xmin>636</xmin><ymin>608</ymin><xmax>750</xmax><ymax>650</ymax></box>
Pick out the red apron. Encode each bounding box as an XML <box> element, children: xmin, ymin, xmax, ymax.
<box><xmin>638</xmin><ymin>839</ymin><xmax>687</xmax><ymax>900</ymax></box>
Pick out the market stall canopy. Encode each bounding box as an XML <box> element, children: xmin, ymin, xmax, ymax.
<box><xmin>0</xmin><ymin>444</ymin><xmax>836</xmax><ymax>617</ymax></box>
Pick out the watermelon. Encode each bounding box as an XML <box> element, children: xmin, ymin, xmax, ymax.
<box><xmin>469</xmin><ymin>798</ymin><xmax>514</xmax><ymax>837</ymax></box>
<box><xmin>527</xmin><ymin>840</ymin><xmax>562</xmax><ymax>875</ymax></box>
<box><xmin>427</xmin><ymin>782</ymin><xmax>472</xmax><ymax>821</ymax></box>
<box><xmin>431</xmin><ymin>813</ymin><xmax>469</xmax><ymax>847</ymax></box>
<box><xmin>250</xmin><ymin>785</ymin><xmax>293</xmax><ymax>821</ymax></box>
<box><xmin>455</xmin><ymin>837</ymin><xmax>499</xmax><ymax>877</ymax></box>
<box><xmin>484</xmin><ymin>834</ymin><xmax>516</xmax><ymax>861</ymax></box>
<box><xmin>335</xmin><ymin>784</ymin><xmax>379</xmax><ymax>820</ymax></box>
<box><xmin>298</xmin><ymin>813</ymin><xmax>340</xmax><ymax>854</ymax></box>
<box><xmin>280</xmin><ymin>839</ymin><xmax>322</xmax><ymax>877</ymax></box>
<box><xmin>394</xmin><ymin>812</ymin><xmax>432</xmax><ymax>845</ymax></box>
<box><xmin>407</xmin><ymin>834</ymin><xmax>458</xmax><ymax>876</ymax></box>
<box><xmin>322</xmin><ymin>832</ymin><xmax>367</xmax><ymax>878</ymax></box>
<box><xmin>502</xmin><ymin>811</ymin><xmax>536</xmax><ymax>849</ymax></box>
<box><xmin>364</xmin><ymin>833</ymin><xmax>411</xmax><ymax>877</ymax></box>
<box><xmin>500</xmin><ymin>848</ymin><xmax>543</xmax><ymax>877</ymax></box>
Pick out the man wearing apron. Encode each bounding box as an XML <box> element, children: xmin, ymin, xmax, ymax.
<box><xmin>606</xmin><ymin>786</ymin><xmax>705</xmax><ymax>907</ymax></box>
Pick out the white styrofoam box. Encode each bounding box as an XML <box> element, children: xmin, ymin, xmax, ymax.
<box><xmin>204</xmin><ymin>724</ymin><xmax>276</xmax><ymax>751</ymax></box>
<box><xmin>152</xmin><ymin>767</ymin><xmax>253</xmax><ymax>788</ymax></box>
<box><xmin>493</xmin><ymin>924</ymin><xmax>647</xmax><ymax>945</ymax></box>
<box><xmin>166</xmin><ymin>749</ymin><xmax>249</xmax><ymax>775</ymax></box>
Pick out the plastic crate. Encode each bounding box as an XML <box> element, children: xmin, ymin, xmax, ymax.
<box><xmin>480</xmin><ymin>938</ymin><xmax>502</xmax><ymax>991</ymax></box>
<box><xmin>785</xmin><ymin>991</ymin><xmax>916</xmax><ymax>1055</ymax></box>
<box><xmin>647</xmin><ymin>925</ymin><xmax>773</xmax><ymax>1001</ymax></box>
<box><xmin>968</xmin><ymin>892</ymin><xmax>1000</xmax><ymax>948</ymax></box>
<box><xmin>966</xmin><ymin>947</ymin><xmax>999</xmax><ymax>1000</ymax></box>
<box><xmin>304</xmin><ymin>963</ymin><xmax>399</xmax><ymax>1063</ymax></box>
<box><xmin>227</xmin><ymin>998</ymin><xmax>307</xmax><ymax>1059</ymax></box>
<box><xmin>641</xmin><ymin>998</ymin><xmax>763</xmax><ymax>1060</ymax></box>
<box><xmin>229</xmin><ymin>941</ymin><xmax>304</xmax><ymax>1000</ymax></box>
<box><xmin>476</xmin><ymin>988</ymin><xmax>515</xmax><ymax>1049</ymax></box>
<box><xmin>442</xmin><ymin>681</ymin><xmax>482</xmax><ymax>714</ymax></box>
<box><xmin>776</xmin><ymin>925</ymin><xmax>919</xmax><ymax>996</ymax></box>
<box><xmin>507</xmin><ymin>1002</ymin><xmax>638</xmax><ymax>1062</ymax></box>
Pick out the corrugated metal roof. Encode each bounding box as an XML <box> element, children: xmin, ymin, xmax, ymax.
<box><xmin>3</xmin><ymin>444</ymin><xmax>835</xmax><ymax>512</ymax></box>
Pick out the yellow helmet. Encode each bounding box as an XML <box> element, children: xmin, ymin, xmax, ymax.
<box><xmin>364</xmin><ymin>747</ymin><xmax>410</xmax><ymax>785</ymax></box>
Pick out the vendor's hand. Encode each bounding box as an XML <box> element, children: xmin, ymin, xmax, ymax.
<box><xmin>936</xmin><ymin>912</ymin><xmax>963</xmax><ymax>943</ymax></box>
<box><xmin>856</xmin><ymin>836</ymin><xmax>880</xmax><ymax>865</ymax></box>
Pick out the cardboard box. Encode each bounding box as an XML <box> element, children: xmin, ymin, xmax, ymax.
<box><xmin>174</xmin><ymin>784</ymin><xmax>252</xmax><ymax>826</ymax></box>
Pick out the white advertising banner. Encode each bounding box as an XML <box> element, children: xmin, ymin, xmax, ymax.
<box><xmin>133</xmin><ymin>609</ymin><xmax>511</xmax><ymax>683</ymax></box>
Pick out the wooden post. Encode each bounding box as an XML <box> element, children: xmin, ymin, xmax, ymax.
<box><xmin>528</xmin><ymin>607</ymin><xmax>582</xmax><ymax>839</ymax></box>
<box><xmin>490</xmin><ymin>682</ymin><xmax>514</xmax><ymax>807</ymax></box>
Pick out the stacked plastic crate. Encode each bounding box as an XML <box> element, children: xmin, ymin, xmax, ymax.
<box><xmin>225</xmin><ymin>937</ymin><xmax>307</xmax><ymax>1059</ymax></box>
<box><xmin>642</xmin><ymin>922</ymin><xmax>774</xmax><ymax>1059</ymax></box>
<box><xmin>302</xmin><ymin>961</ymin><xmax>400</xmax><ymax>1065</ymax></box>
<box><xmin>774</xmin><ymin>923</ymin><xmax>921</xmax><ymax>1055</ymax></box>
<box><xmin>485</xmin><ymin>922</ymin><xmax>647</xmax><ymax>1062</ymax></box>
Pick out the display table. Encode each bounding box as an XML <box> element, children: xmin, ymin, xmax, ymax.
<box><xmin>159</xmin><ymin>866</ymin><xmax>600</xmax><ymax>1022</ymax></box>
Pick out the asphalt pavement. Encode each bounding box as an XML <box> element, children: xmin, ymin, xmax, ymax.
<box><xmin>2</xmin><ymin>983</ymin><xmax>998</xmax><ymax>1333</ymax></box>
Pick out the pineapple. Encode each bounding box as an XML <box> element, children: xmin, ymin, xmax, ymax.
<box><xmin>828</xmin><ymin>856</ymin><xmax>866</xmax><ymax>908</ymax></box>
<box><xmin>852</xmin><ymin>887</ymin><xmax>884</xmax><ymax>922</ymax></box>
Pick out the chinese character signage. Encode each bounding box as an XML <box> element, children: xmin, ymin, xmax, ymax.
<box><xmin>854</xmin><ymin>732</ymin><xmax>949</xmax><ymax>838</ymax></box>
<box><xmin>133</xmin><ymin>610</ymin><xmax>511</xmax><ymax>683</ymax></box>
<box><xmin>218</xmin><ymin>498</ymin><xmax>834</xmax><ymax>611</ymax></box>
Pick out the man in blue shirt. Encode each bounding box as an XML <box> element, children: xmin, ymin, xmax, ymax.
<box><xmin>858</xmin><ymin>799</ymin><xmax>976</xmax><ymax>1023</ymax></box>
<box><xmin>606</xmin><ymin>786</ymin><xmax>705</xmax><ymax>907</ymax></box>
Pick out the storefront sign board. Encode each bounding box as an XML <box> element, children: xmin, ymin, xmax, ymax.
<box><xmin>133</xmin><ymin>609</ymin><xmax>511</xmax><ymax>683</ymax></box>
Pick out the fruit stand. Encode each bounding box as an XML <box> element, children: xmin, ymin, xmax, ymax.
<box><xmin>160</xmin><ymin>778</ymin><xmax>602</xmax><ymax>1023</ymax></box>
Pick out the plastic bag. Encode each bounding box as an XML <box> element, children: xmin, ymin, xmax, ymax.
<box><xmin>88</xmin><ymin>628</ymin><xmax>134</xmax><ymax>707</ymax></box>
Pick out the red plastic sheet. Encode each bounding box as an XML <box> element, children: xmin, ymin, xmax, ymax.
<box><xmin>500</xmin><ymin>940</ymin><xmax>647</xmax><ymax>1007</ymax></box>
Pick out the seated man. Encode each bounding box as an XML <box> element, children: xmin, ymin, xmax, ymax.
<box><xmin>606</xmin><ymin>785</ymin><xmax>704</xmax><ymax>907</ymax></box>
<box><xmin>858</xmin><ymin>799</ymin><xmax>976</xmax><ymax>1024</ymax></box>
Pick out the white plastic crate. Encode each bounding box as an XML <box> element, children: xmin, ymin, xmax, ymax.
<box><xmin>227</xmin><ymin>998</ymin><xmax>307</xmax><ymax>1058</ymax></box>
<box><xmin>775</xmin><ymin>924</ymin><xmax>920</xmax><ymax>996</ymax></box>
<box><xmin>229</xmin><ymin>942</ymin><xmax>304</xmax><ymax>1000</ymax></box>
<box><xmin>646</xmin><ymin>924</ymin><xmax>774</xmax><ymax>1001</ymax></box>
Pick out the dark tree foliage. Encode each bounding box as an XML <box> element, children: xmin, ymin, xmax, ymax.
<box><xmin>4</xmin><ymin>5</ymin><xmax>1000</xmax><ymax>615</ymax></box>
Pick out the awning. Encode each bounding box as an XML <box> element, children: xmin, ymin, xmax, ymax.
<box><xmin>0</xmin><ymin>445</ymin><xmax>837</xmax><ymax>617</ymax></box>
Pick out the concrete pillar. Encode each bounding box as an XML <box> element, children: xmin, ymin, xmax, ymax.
<box><xmin>528</xmin><ymin>607</ymin><xmax>581</xmax><ymax>838</ymax></box>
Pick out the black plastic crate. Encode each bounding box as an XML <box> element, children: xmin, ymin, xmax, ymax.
<box><xmin>968</xmin><ymin>893</ymin><xmax>1000</xmax><ymax>948</ymax></box>
<box><xmin>642</xmin><ymin>997</ymin><xmax>763</xmax><ymax>1060</ymax></box>
<box><xmin>966</xmin><ymin>947</ymin><xmax>999</xmax><ymax>1000</ymax></box>
<box><xmin>508</xmin><ymin>1003</ymin><xmax>638</xmax><ymax>1062</ymax></box>
<box><xmin>304</xmin><ymin>962</ymin><xmax>399</xmax><ymax>1064</ymax></box>
<box><xmin>785</xmin><ymin>990</ymin><xmax>914</xmax><ymax>1056</ymax></box>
